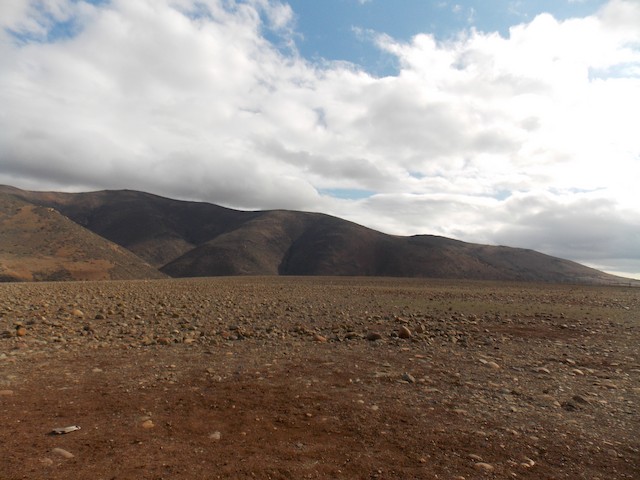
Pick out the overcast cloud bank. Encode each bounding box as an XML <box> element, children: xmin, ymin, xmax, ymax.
<box><xmin>0</xmin><ymin>0</ymin><xmax>639</xmax><ymax>278</ymax></box>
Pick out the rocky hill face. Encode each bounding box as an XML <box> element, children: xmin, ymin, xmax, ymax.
<box><xmin>0</xmin><ymin>190</ymin><xmax>165</xmax><ymax>281</ymax></box>
<box><xmin>0</xmin><ymin>185</ymin><xmax>633</xmax><ymax>284</ymax></box>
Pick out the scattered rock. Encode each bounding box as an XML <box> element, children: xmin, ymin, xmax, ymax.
<box><xmin>0</xmin><ymin>277</ymin><xmax>636</xmax><ymax>479</ymax></box>
<box><xmin>50</xmin><ymin>425</ymin><xmax>81</xmax><ymax>435</ymax></box>
<box><xmin>534</xmin><ymin>367</ymin><xmax>551</xmax><ymax>374</ymax></box>
<box><xmin>561</xmin><ymin>400</ymin><xmax>579</xmax><ymax>411</ymax></box>
<box><xmin>141</xmin><ymin>419</ymin><xmax>155</xmax><ymax>429</ymax></box>
<box><xmin>474</xmin><ymin>462</ymin><xmax>495</xmax><ymax>473</ymax></box>
<box><xmin>600</xmin><ymin>381</ymin><xmax>618</xmax><ymax>390</ymax></box>
<box><xmin>398</xmin><ymin>326</ymin><xmax>412</xmax><ymax>339</ymax></box>
<box><xmin>313</xmin><ymin>334</ymin><xmax>327</xmax><ymax>343</ymax></box>
<box><xmin>71</xmin><ymin>309</ymin><xmax>84</xmax><ymax>318</ymax></box>
<box><xmin>344</xmin><ymin>332</ymin><xmax>361</xmax><ymax>340</ymax></box>
<box><xmin>571</xmin><ymin>394</ymin><xmax>591</xmax><ymax>405</ymax></box>
<box><xmin>51</xmin><ymin>448</ymin><xmax>74</xmax><ymax>459</ymax></box>
<box><xmin>521</xmin><ymin>457</ymin><xmax>535</xmax><ymax>468</ymax></box>
<box><xmin>402</xmin><ymin>372</ymin><xmax>416</xmax><ymax>383</ymax></box>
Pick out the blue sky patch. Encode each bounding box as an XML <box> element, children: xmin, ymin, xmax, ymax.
<box><xmin>286</xmin><ymin>0</ymin><xmax>607</xmax><ymax>75</ymax></box>
<box><xmin>319</xmin><ymin>188</ymin><xmax>376</xmax><ymax>200</ymax></box>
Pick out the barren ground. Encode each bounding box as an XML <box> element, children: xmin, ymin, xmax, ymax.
<box><xmin>1</xmin><ymin>277</ymin><xmax>638</xmax><ymax>479</ymax></box>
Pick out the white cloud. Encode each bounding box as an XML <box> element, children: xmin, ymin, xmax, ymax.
<box><xmin>0</xmin><ymin>0</ymin><xmax>639</xmax><ymax>276</ymax></box>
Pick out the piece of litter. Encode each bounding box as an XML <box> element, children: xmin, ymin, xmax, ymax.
<box><xmin>49</xmin><ymin>425</ymin><xmax>81</xmax><ymax>435</ymax></box>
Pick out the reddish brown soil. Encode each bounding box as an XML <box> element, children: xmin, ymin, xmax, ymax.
<box><xmin>1</xmin><ymin>277</ymin><xmax>638</xmax><ymax>479</ymax></box>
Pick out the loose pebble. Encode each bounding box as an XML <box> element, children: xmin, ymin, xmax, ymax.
<box><xmin>402</xmin><ymin>372</ymin><xmax>416</xmax><ymax>383</ymax></box>
<box><xmin>398</xmin><ymin>326</ymin><xmax>412</xmax><ymax>339</ymax></box>
<box><xmin>52</xmin><ymin>448</ymin><xmax>74</xmax><ymax>459</ymax></box>
<box><xmin>141</xmin><ymin>420</ymin><xmax>155</xmax><ymax>429</ymax></box>
<box><xmin>474</xmin><ymin>462</ymin><xmax>495</xmax><ymax>472</ymax></box>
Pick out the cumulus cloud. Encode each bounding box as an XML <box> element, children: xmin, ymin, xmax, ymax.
<box><xmin>0</xmin><ymin>0</ymin><xmax>639</xmax><ymax>276</ymax></box>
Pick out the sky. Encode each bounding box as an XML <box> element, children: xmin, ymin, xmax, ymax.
<box><xmin>0</xmin><ymin>0</ymin><xmax>639</xmax><ymax>279</ymax></box>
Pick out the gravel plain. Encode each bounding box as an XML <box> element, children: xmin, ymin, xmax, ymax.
<box><xmin>1</xmin><ymin>277</ymin><xmax>638</xmax><ymax>479</ymax></box>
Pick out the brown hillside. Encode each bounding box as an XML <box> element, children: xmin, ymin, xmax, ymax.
<box><xmin>1</xmin><ymin>185</ymin><xmax>635</xmax><ymax>285</ymax></box>
<box><xmin>1</xmin><ymin>186</ymin><xmax>258</xmax><ymax>268</ymax></box>
<box><xmin>0</xmin><ymin>192</ymin><xmax>166</xmax><ymax>281</ymax></box>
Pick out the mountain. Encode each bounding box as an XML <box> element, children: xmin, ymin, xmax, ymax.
<box><xmin>0</xmin><ymin>185</ymin><xmax>634</xmax><ymax>284</ymax></box>
<box><xmin>0</xmin><ymin>189</ymin><xmax>165</xmax><ymax>281</ymax></box>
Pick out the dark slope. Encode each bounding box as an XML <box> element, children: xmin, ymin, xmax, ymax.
<box><xmin>0</xmin><ymin>191</ymin><xmax>166</xmax><ymax>281</ymax></box>
<box><xmin>163</xmin><ymin>210</ymin><xmax>622</xmax><ymax>283</ymax></box>
<box><xmin>1</xmin><ymin>185</ymin><xmax>633</xmax><ymax>284</ymax></box>
<box><xmin>1</xmin><ymin>186</ymin><xmax>260</xmax><ymax>267</ymax></box>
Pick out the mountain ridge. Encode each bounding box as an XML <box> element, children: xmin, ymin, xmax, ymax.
<box><xmin>0</xmin><ymin>185</ymin><xmax>635</xmax><ymax>285</ymax></box>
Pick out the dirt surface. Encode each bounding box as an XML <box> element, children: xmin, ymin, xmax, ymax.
<box><xmin>1</xmin><ymin>277</ymin><xmax>638</xmax><ymax>479</ymax></box>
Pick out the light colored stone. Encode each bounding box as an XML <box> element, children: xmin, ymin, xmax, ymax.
<box><xmin>313</xmin><ymin>334</ymin><xmax>327</xmax><ymax>343</ymax></box>
<box><xmin>522</xmin><ymin>457</ymin><xmax>535</xmax><ymax>468</ymax></box>
<box><xmin>141</xmin><ymin>419</ymin><xmax>155</xmax><ymax>429</ymax></box>
<box><xmin>474</xmin><ymin>462</ymin><xmax>495</xmax><ymax>472</ymax></box>
<box><xmin>398</xmin><ymin>326</ymin><xmax>412</xmax><ymax>339</ymax></box>
<box><xmin>52</xmin><ymin>448</ymin><xmax>74</xmax><ymax>459</ymax></box>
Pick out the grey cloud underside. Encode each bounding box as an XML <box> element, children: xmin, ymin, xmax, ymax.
<box><xmin>0</xmin><ymin>0</ymin><xmax>639</xmax><ymax>276</ymax></box>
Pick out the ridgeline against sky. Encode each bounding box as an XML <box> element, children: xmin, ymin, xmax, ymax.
<box><xmin>0</xmin><ymin>0</ymin><xmax>638</xmax><ymax>278</ymax></box>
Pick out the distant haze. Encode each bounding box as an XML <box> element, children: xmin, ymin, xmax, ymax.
<box><xmin>0</xmin><ymin>0</ymin><xmax>638</xmax><ymax>278</ymax></box>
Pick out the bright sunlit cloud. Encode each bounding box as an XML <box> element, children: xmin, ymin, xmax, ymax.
<box><xmin>0</xmin><ymin>0</ymin><xmax>638</xmax><ymax>277</ymax></box>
